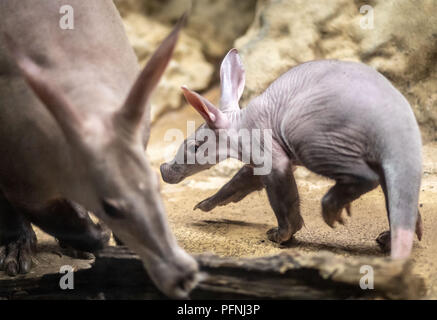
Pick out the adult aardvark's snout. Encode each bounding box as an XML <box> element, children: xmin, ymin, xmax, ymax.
<box><xmin>143</xmin><ymin>244</ymin><xmax>200</xmax><ymax>298</ymax></box>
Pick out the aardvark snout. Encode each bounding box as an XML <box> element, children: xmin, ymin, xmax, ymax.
<box><xmin>160</xmin><ymin>162</ymin><xmax>184</xmax><ymax>184</ymax></box>
<box><xmin>151</xmin><ymin>248</ymin><xmax>201</xmax><ymax>299</ymax></box>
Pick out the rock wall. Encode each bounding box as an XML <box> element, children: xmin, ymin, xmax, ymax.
<box><xmin>114</xmin><ymin>0</ymin><xmax>213</xmax><ymax>121</ymax></box>
<box><xmin>140</xmin><ymin>0</ymin><xmax>258</xmax><ymax>59</ymax></box>
<box><xmin>122</xmin><ymin>12</ymin><xmax>213</xmax><ymax>121</ymax></box>
<box><xmin>235</xmin><ymin>0</ymin><xmax>437</xmax><ymax>142</ymax></box>
<box><xmin>114</xmin><ymin>0</ymin><xmax>256</xmax><ymax>121</ymax></box>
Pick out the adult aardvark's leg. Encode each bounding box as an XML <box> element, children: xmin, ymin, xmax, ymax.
<box><xmin>262</xmin><ymin>166</ymin><xmax>303</xmax><ymax>244</ymax></box>
<box><xmin>194</xmin><ymin>165</ymin><xmax>264</xmax><ymax>212</ymax></box>
<box><xmin>23</xmin><ymin>199</ymin><xmax>110</xmax><ymax>254</ymax></box>
<box><xmin>0</xmin><ymin>191</ymin><xmax>36</xmax><ymax>276</ymax></box>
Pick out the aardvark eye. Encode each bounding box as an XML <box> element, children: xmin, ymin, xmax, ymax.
<box><xmin>101</xmin><ymin>198</ymin><xmax>125</xmax><ymax>219</ymax></box>
<box><xmin>194</xmin><ymin>142</ymin><xmax>200</xmax><ymax>153</ymax></box>
<box><xmin>190</xmin><ymin>141</ymin><xmax>200</xmax><ymax>153</ymax></box>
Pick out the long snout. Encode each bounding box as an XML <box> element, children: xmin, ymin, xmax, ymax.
<box><xmin>160</xmin><ymin>162</ymin><xmax>184</xmax><ymax>184</ymax></box>
<box><xmin>107</xmin><ymin>209</ymin><xmax>199</xmax><ymax>298</ymax></box>
<box><xmin>146</xmin><ymin>246</ymin><xmax>201</xmax><ymax>299</ymax></box>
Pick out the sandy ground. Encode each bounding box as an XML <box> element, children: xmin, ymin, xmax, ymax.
<box><xmin>1</xmin><ymin>91</ymin><xmax>436</xmax><ymax>299</ymax></box>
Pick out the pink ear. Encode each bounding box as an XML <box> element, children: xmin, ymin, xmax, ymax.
<box><xmin>181</xmin><ymin>86</ymin><xmax>216</xmax><ymax>124</ymax></box>
<box><xmin>219</xmin><ymin>48</ymin><xmax>245</xmax><ymax>112</ymax></box>
<box><xmin>181</xmin><ymin>86</ymin><xmax>229</xmax><ymax>129</ymax></box>
<box><xmin>118</xmin><ymin>13</ymin><xmax>186</xmax><ymax>130</ymax></box>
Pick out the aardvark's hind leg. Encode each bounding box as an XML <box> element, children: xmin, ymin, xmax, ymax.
<box><xmin>321</xmin><ymin>162</ymin><xmax>380</xmax><ymax>228</ymax></box>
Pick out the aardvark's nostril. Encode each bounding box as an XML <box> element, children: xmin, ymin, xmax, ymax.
<box><xmin>160</xmin><ymin>163</ymin><xmax>169</xmax><ymax>179</ymax></box>
<box><xmin>174</xmin><ymin>270</ymin><xmax>200</xmax><ymax>298</ymax></box>
<box><xmin>177</xmin><ymin>277</ymin><xmax>188</xmax><ymax>293</ymax></box>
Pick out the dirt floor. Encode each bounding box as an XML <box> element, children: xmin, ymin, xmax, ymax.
<box><xmin>1</xmin><ymin>92</ymin><xmax>436</xmax><ymax>299</ymax></box>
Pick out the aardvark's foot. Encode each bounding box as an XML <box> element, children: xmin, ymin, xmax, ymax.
<box><xmin>0</xmin><ymin>226</ymin><xmax>36</xmax><ymax>276</ymax></box>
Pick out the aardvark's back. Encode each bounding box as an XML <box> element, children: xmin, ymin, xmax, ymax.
<box><xmin>0</xmin><ymin>0</ymin><xmax>139</xmax><ymax>202</ymax></box>
<box><xmin>265</xmin><ymin>60</ymin><xmax>422</xmax><ymax>164</ymax></box>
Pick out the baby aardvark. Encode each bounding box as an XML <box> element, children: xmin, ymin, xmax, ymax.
<box><xmin>160</xmin><ymin>49</ymin><xmax>423</xmax><ymax>259</ymax></box>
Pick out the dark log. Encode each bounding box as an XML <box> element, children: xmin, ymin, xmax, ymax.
<box><xmin>0</xmin><ymin>246</ymin><xmax>425</xmax><ymax>299</ymax></box>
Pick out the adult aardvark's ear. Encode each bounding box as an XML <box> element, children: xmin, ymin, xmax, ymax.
<box><xmin>219</xmin><ymin>48</ymin><xmax>245</xmax><ymax>112</ymax></box>
<box><xmin>117</xmin><ymin>13</ymin><xmax>187</xmax><ymax>132</ymax></box>
<box><xmin>181</xmin><ymin>86</ymin><xmax>229</xmax><ymax>129</ymax></box>
<box><xmin>3</xmin><ymin>33</ymin><xmax>85</xmax><ymax>144</ymax></box>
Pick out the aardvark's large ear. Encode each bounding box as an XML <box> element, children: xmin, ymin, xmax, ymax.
<box><xmin>117</xmin><ymin>13</ymin><xmax>187</xmax><ymax>131</ymax></box>
<box><xmin>4</xmin><ymin>33</ymin><xmax>85</xmax><ymax>144</ymax></box>
<box><xmin>181</xmin><ymin>86</ymin><xmax>229</xmax><ymax>129</ymax></box>
<box><xmin>219</xmin><ymin>48</ymin><xmax>245</xmax><ymax>112</ymax></box>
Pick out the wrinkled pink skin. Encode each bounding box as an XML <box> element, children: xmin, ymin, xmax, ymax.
<box><xmin>161</xmin><ymin>51</ymin><xmax>423</xmax><ymax>260</ymax></box>
<box><xmin>0</xmin><ymin>0</ymin><xmax>198</xmax><ymax>298</ymax></box>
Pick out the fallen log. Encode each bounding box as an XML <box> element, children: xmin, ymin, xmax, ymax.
<box><xmin>0</xmin><ymin>246</ymin><xmax>425</xmax><ymax>299</ymax></box>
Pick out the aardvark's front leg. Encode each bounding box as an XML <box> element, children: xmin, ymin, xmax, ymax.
<box><xmin>194</xmin><ymin>165</ymin><xmax>264</xmax><ymax>212</ymax></box>
<box><xmin>0</xmin><ymin>191</ymin><xmax>36</xmax><ymax>276</ymax></box>
<box><xmin>262</xmin><ymin>166</ymin><xmax>303</xmax><ymax>244</ymax></box>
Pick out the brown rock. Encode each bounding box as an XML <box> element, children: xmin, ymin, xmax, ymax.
<box><xmin>140</xmin><ymin>0</ymin><xmax>258</xmax><ymax>59</ymax></box>
<box><xmin>115</xmin><ymin>1</ymin><xmax>214</xmax><ymax>121</ymax></box>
